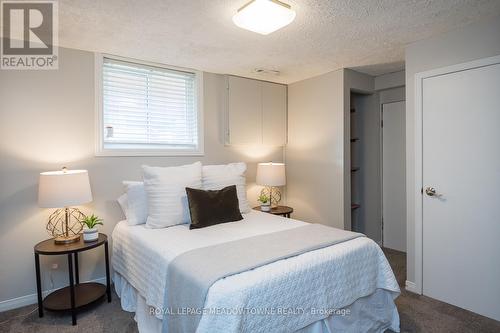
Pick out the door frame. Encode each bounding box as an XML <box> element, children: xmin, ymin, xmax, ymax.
<box><xmin>411</xmin><ymin>54</ymin><xmax>500</xmax><ymax>295</ymax></box>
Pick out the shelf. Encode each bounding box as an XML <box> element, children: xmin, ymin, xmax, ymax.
<box><xmin>351</xmin><ymin>167</ymin><xmax>360</xmax><ymax>172</ymax></box>
<box><xmin>351</xmin><ymin>204</ymin><xmax>361</xmax><ymax>210</ymax></box>
<box><xmin>43</xmin><ymin>282</ymin><xmax>106</xmax><ymax>311</ymax></box>
<box><xmin>350</xmin><ymin>137</ymin><xmax>359</xmax><ymax>143</ymax></box>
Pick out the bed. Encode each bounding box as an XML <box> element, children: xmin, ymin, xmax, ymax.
<box><xmin>112</xmin><ymin>210</ymin><xmax>400</xmax><ymax>333</ymax></box>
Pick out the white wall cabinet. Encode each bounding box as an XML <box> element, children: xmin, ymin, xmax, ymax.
<box><xmin>262</xmin><ymin>81</ymin><xmax>287</xmax><ymax>145</ymax></box>
<box><xmin>226</xmin><ymin>76</ymin><xmax>287</xmax><ymax>146</ymax></box>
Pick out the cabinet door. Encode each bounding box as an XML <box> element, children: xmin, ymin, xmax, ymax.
<box><xmin>262</xmin><ymin>82</ymin><xmax>287</xmax><ymax>146</ymax></box>
<box><xmin>227</xmin><ymin>76</ymin><xmax>262</xmax><ymax>145</ymax></box>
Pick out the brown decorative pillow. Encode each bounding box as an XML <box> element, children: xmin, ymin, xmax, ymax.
<box><xmin>186</xmin><ymin>185</ymin><xmax>243</xmax><ymax>229</ymax></box>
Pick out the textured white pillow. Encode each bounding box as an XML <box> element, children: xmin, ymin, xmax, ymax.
<box><xmin>122</xmin><ymin>181</ymin><xmax>148</xmax><ymax>225</ymax></box>
<box><xmin>202</xmin><ymin>162</ymin><xmax>250</xmax><ymax>214</ymax></box>
<box><xmin>143</xmin><ymin>162</ymin><xmax>202</xmax><ymax>228</ymax></box>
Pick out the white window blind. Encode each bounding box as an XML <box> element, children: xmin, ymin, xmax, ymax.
<box><xmin>101</xmin><ymin>57</ymin><xmax>200</xmax><ymax>153</ymax></box>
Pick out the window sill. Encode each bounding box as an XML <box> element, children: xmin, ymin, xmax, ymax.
<box><xmin>95</xmin><ymin>149</ymin><xmax>205</xmax><ymax>157</ymax></box>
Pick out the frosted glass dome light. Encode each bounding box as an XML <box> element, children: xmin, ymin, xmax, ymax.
<box><xmin>232</xmin><ymin>0</ymin><xmax>296</xmax><ymax>35</ymax></box>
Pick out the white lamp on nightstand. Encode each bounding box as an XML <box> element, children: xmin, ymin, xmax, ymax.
<box><xmin>256</xmin><ymin>162</ymin><xmax>286</xmax><ymax>207</ymax></box>
<box><xmin>38</xmin><ymin>167</ymin><xmax>93</xmax><ymax>244</ymax></box>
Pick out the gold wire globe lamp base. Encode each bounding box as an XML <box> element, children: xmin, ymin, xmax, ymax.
<box><xmin>46</xmin><ymin>207</ymin><xmax>85</xmax><ymax>244</ymax></box>
<box><xmin>53</xmin><ymin>234</ymin><xmax>81</xmax><ymax>244</ymax></box>
<box><xmin>260</xmin><ymin>186</ymin><xmax>282</xmax><ymax>208</ymax></box>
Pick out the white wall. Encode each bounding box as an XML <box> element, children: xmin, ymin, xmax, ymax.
<box><xmin>286</xmin><ymin>69</ymin><xmax>374</xmax><ymax>230</ymax></box>
<box><xmin>377</xmin><ymin>70</ymin><xmax>405</xmax><ymax>105</ymax></box>
<box><xmin>286</xmin><ymin>69</ymin><xmax>344</xmax><ymax>227</ymax></box>
<box><xmin>0</xmin><ymin>46</ymin><xmax>283</xmax><ymax>308</ymax></box>
<box><xmin>379</xmin><ymin>87</ymin><xmax>405</xmax><ymax>105</ymax></box>
<box><xmin>405</xmin><ymin>16</ymin><xmax>500</xmax><ymax>288</ymax></box>
<box><xmin>375</xmin><ymin>71</ymin><xmax>405</xmax><ymax>91</ymax></box>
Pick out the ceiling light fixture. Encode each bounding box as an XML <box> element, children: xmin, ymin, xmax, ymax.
<box><xmin>232</xmin><ymin>0</ymin><xmax>296</xmax><ymax>35</ymax></box>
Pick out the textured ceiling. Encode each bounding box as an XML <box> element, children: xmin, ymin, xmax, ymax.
<box><xmin>58</xmin><ymin>0</ymin><xmax>500</xmax><ymax>83</ymax></box>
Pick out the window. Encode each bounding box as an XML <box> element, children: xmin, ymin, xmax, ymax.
<box><xmin>96</xmin><ymin>55</ymin><xmax>203</xmax><ymax>156</ymax></box>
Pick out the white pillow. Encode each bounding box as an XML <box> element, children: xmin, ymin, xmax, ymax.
<box><xmin>117</xmin><ymin>193</ymin><xmax>128</xmax><ymax>218</ymax></box>
<box><xmin>123</xmin><ymin>181</ymin><xmax>148</xmax><ymax>225</ymax></box>
<box><xmin>202</xmin><ymin>162</ymin><xmax>250</xmax><ymax>214</ymax></box>
<box><xmin>142</xmin><ymin>162</ymin><xmax>202</xmax><ymax>228</ymax></box>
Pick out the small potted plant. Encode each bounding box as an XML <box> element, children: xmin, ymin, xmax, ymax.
<box><xmin>258</xmin><ymin>194</ymin><xmax>271</xmax><ymax>212</ymax></box>
<box><xmin>80</xmin><ymin>214</ymin><xmax>103</xmax><ymax>242</ymax></box>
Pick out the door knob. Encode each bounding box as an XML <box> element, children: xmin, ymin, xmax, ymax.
<box><xmin>425</xmin><ymin>187</ymin><xmax>437</xmax><ymax>196</ymax></box>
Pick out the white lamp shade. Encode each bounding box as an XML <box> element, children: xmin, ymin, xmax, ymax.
<box><xmin>256</xmin><ymin>162</ymin><xmax>286</xmax><ymax>186</ymax></box>
<box><xmin>38</xmin><ymin>170</ymin><xmax>93</xmax><ymax>208</ymax></box>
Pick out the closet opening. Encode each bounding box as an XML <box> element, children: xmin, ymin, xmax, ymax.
<box><xmin>349</xmin><ymin>91</ymin><xmax>381</xmax><ymax>241</ymax></box>
<box><xmin>349</xmin><ymin>88</ymin><xmax>406</xmax><ymax>252</ymax></box>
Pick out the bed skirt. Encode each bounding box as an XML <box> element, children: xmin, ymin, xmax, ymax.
<box><xmin>114</xmin><ymin>272</ymin><xmax>400</xmax><ymax>333</ymax></box>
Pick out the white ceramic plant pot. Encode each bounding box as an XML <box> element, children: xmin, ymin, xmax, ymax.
<box><xmin>83</xmin><ymin>228</ymin><xmax>98</xmax><ymax>242</ymax></box>
<box><xmin>260</xmin><ymin>203</ymin><xmax>271</xmax><ymax>212</ymax></box>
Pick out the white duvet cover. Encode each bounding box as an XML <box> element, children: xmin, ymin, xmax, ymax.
<box><xmin>112</xmin><ymin>211</ymin><xmax>400</xmax><ymax>332</ymax></box>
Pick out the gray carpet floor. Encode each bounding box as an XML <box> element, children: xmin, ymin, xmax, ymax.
<box><xmin>1</xmin><ymin>248</ymin><xmax>499</xmax><ymax>333</ymax></box>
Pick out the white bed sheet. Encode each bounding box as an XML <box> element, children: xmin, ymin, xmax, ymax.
<box><xmin>112</xmin><ymin>211</ymin><xmax>400</xmax><ymax>332</ymax></box>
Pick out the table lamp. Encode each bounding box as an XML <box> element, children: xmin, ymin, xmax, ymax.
<box><xmin>38</xmin><ymin>167</ymin><xmax>93</xmax><ymax>244</ymax></box>
<box><xmin>256</xmin><ymin>162</ymin><xmax>286</xmax><ymax>207</ymax></box>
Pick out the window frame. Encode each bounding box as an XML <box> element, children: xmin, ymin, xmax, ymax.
<box><xmin>95</xmin><ymin>53</ymin><xmax>204</xmax><ymax>156</ymax></box>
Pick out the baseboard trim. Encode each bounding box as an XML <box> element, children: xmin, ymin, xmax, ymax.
<box><xmin>0</xmin><ymin>277</ymin><xmax>107</xmax><ymax>313</ymax></box>
<box><xmin>405</xmin><ymin>280</ymin><xmax>420</xmax><ymax>294</ymax></box>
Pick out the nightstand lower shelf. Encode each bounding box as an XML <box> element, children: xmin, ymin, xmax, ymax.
<box><xmin>43</xmin><ymin>282</ymin><xmax>106</xmax><ymax>311</ymax></box>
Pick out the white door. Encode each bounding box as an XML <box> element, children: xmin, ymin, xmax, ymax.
<box><xmin>422</xmin><ymin>62</ymin><xmax>500</xmax><ymax>321</ymax></box>
<box><xmin>382</xmin><ymin>101</ymin><xmax>406</xmax><ymax>252</ymax></box>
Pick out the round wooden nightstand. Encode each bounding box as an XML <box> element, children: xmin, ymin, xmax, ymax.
<box><xmin>253</xmin><ymin>205</ymin><xmax>294</xmax><ymax>218</ymax></box>
<box><xmin>34</xmin><ymin>233</ymin><xmax>111</xmax><ymax>325</ymax></box>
